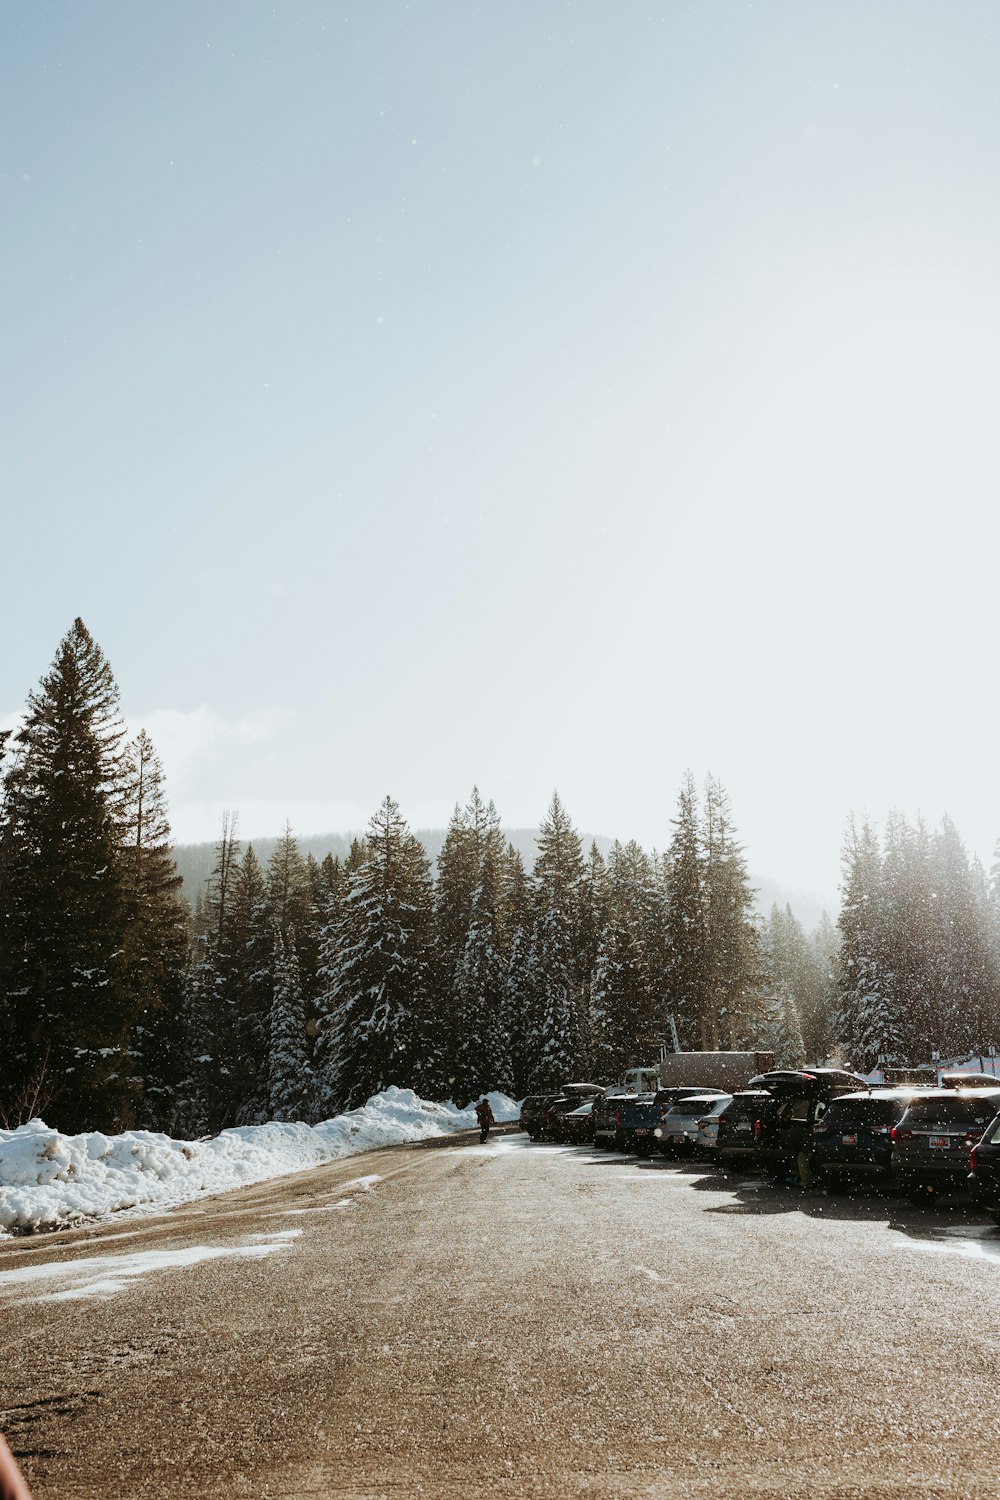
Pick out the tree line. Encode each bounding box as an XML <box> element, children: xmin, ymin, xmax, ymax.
<box><xmin>11</xmin><ymin>619</ymin><xmax>956</xmax><ymax>1139</ymax></box>
<box><xmin>838</xmin><ymin>812</ymin><xmax>1000</xmax><ymax>1073</ymax></box>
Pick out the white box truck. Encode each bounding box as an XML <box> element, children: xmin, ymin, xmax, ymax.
<box><xmin>657</xmin><ymin>1051</ymin><xmax>775</xmax><ymax>1093</ymax></box>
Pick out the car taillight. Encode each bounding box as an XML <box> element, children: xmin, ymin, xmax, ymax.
<box><xmin>615</xmin><ymin>1110</ymin><xmax>621</xmax><ymax>1126</ymax></box>
<box><xmin>970</xmin><ymin>1145</ymin><xmax>979</xmax><ymax>1171</ymax></box>
<box><xmin>891</xmin><ymin>1127</ymin><xmax>913</xmax><ymax>1143</ymax></box>
<box><xmin>754</xmin><ymin>1118</ymin><xmax>761</xmax><ymax>1138</ymax></box>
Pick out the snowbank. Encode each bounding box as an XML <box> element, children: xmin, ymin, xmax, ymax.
<box><xmin>0</xmin><ymin>1088</ymin><xmax>520</xmax><ymax>1237</ymax></box>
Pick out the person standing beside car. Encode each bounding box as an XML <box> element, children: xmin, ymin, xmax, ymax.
<box><xmin>781</xmin><ymin>1096</ymin><xmax>815</xmax><ymax>1188</ymax></box>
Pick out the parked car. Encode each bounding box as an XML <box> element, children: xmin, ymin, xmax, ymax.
<box><xmin>811</xmin><ymin>1089</ymin><xmax>928</xmax><ymax>1193</ymax></box>
<box><xmin>613</xmin><ymin>1094</ymin><xmax>658</xmax><ymax>1154</ymax></box>
<box><xmin>542</xmin><ymin>1084</ymin><xmax>604</xmax><ymax>1140</ymax></box>
<box><xmin>519</xmin><ymin>1094</ymin><xmax>557</xmax><ymax>1141</ymax></box>
<box><xmin>654</xmin><ymin>1093</ymin><xmax>732</xmax><ymax>1157</ymax></box>
<box><xmin>968</xmin><ymin>1110</ymin><xmax>1000</xmax><ymax>1223</ymax></box>
<box><xmin>691</xmin><ymin>1097</ymin><xmax>737</xmax><ymax>1160</ymax></box>
<box><xmin>715</xmin><ymin>1091</ymin><xmax>780</xmax><ymax>1173</ymax></box>
<box><xmin>616</xmin><ymin>1087</ymin><xmax>721</xmax><ymax>1156</ymax></box>
<box><xmin>560</xmin><ymin>1100</ymin><xmax>596</xmax><ymax>1145</ymax></box>
<box><xmin>592</xmin><ymin>1092</ymin><xmax>637</xmax><ymax>1150</ymax></box>
<box><xmin>891</xmin><ymin>1089</ymin><xmax>1000</xmax><ymax>1202</ymax></box>
<box><xmin>723</xmin><ymin>1070</ymin><xmax>870</xmax><ymax>1179</ymax></box>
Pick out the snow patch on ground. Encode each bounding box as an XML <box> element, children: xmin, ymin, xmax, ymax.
<box><xmin>0</xmin><ymin>1088</ymin><xmax>519</xmax><ymax>1236</ymax></box>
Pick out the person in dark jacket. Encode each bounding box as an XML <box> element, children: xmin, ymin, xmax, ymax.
<box><xmin>474</xmin><ymin>1097</ymin><xmax>496</xmax><ymax>1144</ymax></box>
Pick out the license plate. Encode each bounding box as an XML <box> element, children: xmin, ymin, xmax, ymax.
<box><xmin>842</xmin><ymin>1135</ymin><xmax>858</xmax><ymax>1146</ymax></box>
<box><xmin>637</xmin><ymin>1128</ymin><xmax>649</xmax><ymax>1136</ymax></box>
<box><xmin>736</xmin><ymin>1121</ymin><xmax>751</xmax><ymax>1132</ymax></box>
<box><xmin>928</xmin><ymin>1135</ymin><xmax>952</xmax><ymax>1150</ymax></box>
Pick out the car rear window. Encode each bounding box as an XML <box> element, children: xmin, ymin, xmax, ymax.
<box><xmin>722</xmin><ymin>1096</ymin><xmax>768</xmax><ymax>1123</ymax></box>
<box><xmin>905</xmin><ymin>1097</ymin><xmax>1000</xmax><ymax>1126</ymax></box>
<box><xmin>824</xmin><ymin>1099</ymin><xmax>901</xmax><ymax>1128</ymax></box>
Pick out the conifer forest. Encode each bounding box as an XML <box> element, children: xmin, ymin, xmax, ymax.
<box><xmin>3</xmin><ymin>620</ymin><xmax>1000</xmax><ymax>1137</ymax></box>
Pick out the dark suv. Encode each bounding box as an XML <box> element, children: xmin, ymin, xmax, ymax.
<box><xmin>715</xmin><ymin>1091</ymin><xmax>780</xmax><ymax>1173</ymax></box>
<box><xmin>519</xmin><ymin>1094</ymin><xmax>557</xmax><ymax>1141</ymax></box>
<box><xmin>890</xmin><ymin>1089</ymin><xmax>1000</xmax><ymax>1202</ymax></box>
<box><xmin>968</xmin><ymin>1110</ymin><xmax>1000</xmax><ymax>1223</ymax></box>
<box><xmin>541</xmin><ymin>1083</ymin><xmax>604</xmax><ymax>1140</ymax></box>
<box><xmin>811</xmin><ymin>1089</ymin><xmax>927</xmax><ymax>1193</ymax></box>
<box><xmin>742</xmin><ymin>1069</ymin><xmax>871</xmax><ymax>1179</ymax></box>
<box><xmin>592</xmin><ymin>1092</ymin><xmax>635</xmax><ymax>1149</ymax></box>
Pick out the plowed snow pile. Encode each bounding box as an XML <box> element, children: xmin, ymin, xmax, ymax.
<box><xmin>0</xmin><ymin>1088</ymin><xmax>519</xmax><ymax>1235</ymax></box>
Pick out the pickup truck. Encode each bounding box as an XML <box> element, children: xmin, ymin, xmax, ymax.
<box><xmin>613</xmin><ymin>1094</ymin><xmax>659</xmax><ymax>1154</ymax></box>
<box><xmin>615</xmin><ymin>1087</ymin><xmax>723</xmax><ymax>1155</ymax></box>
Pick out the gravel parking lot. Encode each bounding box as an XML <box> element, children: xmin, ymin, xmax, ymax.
<box><xmin>3</xmin><ymin>1130</ymin><xmax>1000</xmax><ymax>1498</ymax></box>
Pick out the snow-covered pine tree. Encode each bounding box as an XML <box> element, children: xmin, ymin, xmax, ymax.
<box><xmin>758</xmin><ymin>906</ymin><xmax>806</xmax><ymax>1067</ymax></box>
<box><xmin>529</xmin><ymin>792</ymin><xmax>586</xmax><ymax>1078</ymax></box>
<box><xmin>522</xmin><ymin>904</ymin><xmax>576</xmax><ymax>1090</ymax></box>
<box><xmin>593</xmin><ymin>840</ymin><xmax>665</xmax><ymax>1074</ymax></box>
<box><xmin>119</xmin><ymin>728</ymin><xmax>189</xmax><ymax>1129</ymax></box>
<box><xmin>452</xmin><ymin>836</ymin><xmax>511</xmax><ymax>1099</ymax></box>
<box><xmin>578</xmin><ymin>842</ymin><xmax>610</xmax><ymax>1076</ymax></box>
<box><xmin>265</xmin><ymin>823</ymin><xmax>324</xmax><ymax>1056</ymax></box>
<box><xmin>224</xmin><ymin>844</ymin><xmax>274</xmax><ymax>1124</ymax></box>
<box><xmin>928</xmin><ymin>817</ymin><xmax>998</xmax><ymax>1060</ymax></box>
<box><xmin>177</xmin><ymin>811</ymin><xmax>241</xmax><ymax>1134</ymax></box>
<box><xmin>0</xmin><ymin>619</ymin><xmax>133</xmax><ymax>1130</ymax></box>
<box><xmin>318</xmin><ymin>796</ymin><xmax>435</xmax><ymax>1111</ymax></box>
<box><xmin>837</xmin><ymin>816</ymin><xmax>900</xmax><ymax>1072</ymax></box>
<box><xmin>800</xmin><ymin>913</ymin><xmax>840</xmax><ymax>1062</ymax></box>
<box><xmin>268</xmin><ymin>932</ymin><xmax>312</xmax><ymax>1122</ymax></box>
<box><xmin>663</xmin><ymin>772</ymin><xmax>707</xmax><ymax>1050</ymax></box>
<box><xmin>701</xmin><ymin>776</ymin><xmax>763</xmax><ymax>1049</ymax></box>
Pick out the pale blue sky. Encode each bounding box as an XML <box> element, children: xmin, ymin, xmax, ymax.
<box><xmin>4</xmin><ymin>2</ymin><xmax>1000</xmax><ymax>901</ymax></box>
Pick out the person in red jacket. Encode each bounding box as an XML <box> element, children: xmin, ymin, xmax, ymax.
<box><xmin>0</xmin><ymin>1435</ymin><xmax>32</xmax><ymax>1500</ymax></box>
<box><xmin>474</xmin><ymin>1097</ymin><xmax>496</xmax><ymax>1144</ymax></box>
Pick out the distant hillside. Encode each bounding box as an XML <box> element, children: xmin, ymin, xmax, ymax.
<box><xmin>172</xmin><ymin>829</ymin><xmax>837</xmax><ymax>931</ymax></box>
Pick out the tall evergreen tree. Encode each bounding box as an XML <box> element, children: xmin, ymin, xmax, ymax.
<box><xmin>120</xmin><ymin>728</ymin><xmax>189</xmax><ymax>1129</ymax></box>
<box><xmin>268</xmin><ymin>933</ymin><xmax>312</xmax><ymax>1122</ymax></box>
<box><xmin>838</xmin><ymin>816</ymin><xmax>898</xmax><ymax>1072</ymax></box>
<box><xmin>318</xmin><ymin>797</ymin><xmax>436</xmax><ymax>1111</ymax></box>
<box><xmin>223</xmin><ymin>844</ymin><xmax>274</xmax><ymax>1125</ymax></box>
<box><xmin>701</xmin><ymin>776</ymin><xmax>763</xmax><ymax>1049</ymax></box>
<box><xmin>529</xmin><ymin>792</ymin><xmax>586</xmax><ymax>1074</ymax></box>
<box><xmin>0</xmin><ymin>619</ymin><xmax>133</xmax><ymax>1129</ymax></box>
<box><xmin>663</xmin><ymin>772</ymin><xmax>706</xmax><ymax>1049</ymax></box>
<box><xmin>453</xmin><ymin>836</ymin><xmax>511</xmax><ymax>1100</ymax></box>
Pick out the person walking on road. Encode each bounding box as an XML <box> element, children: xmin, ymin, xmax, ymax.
<box><xmin>474</xmin><ymin>1097</ymin><xmax>496</xmax><ymax>1144</ymax></box>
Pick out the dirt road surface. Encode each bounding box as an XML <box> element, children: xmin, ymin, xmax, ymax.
<box><xmin>3</xmin><ymin>1130</ymin><xmax>1000</xmax><ymax>1499</ymax></box>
